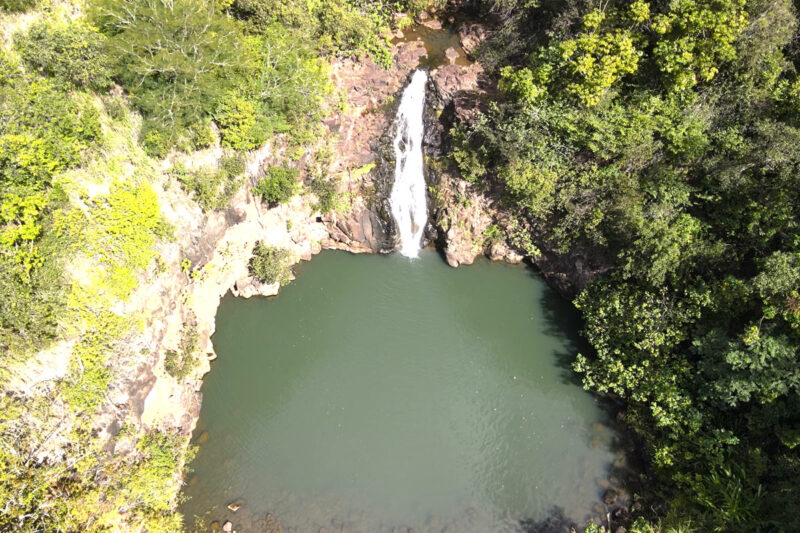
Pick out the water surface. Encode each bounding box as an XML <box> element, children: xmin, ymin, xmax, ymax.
<box><xmin>183</xmin><ymin>251</ymin><xmax>623</xmax><ymax>532</ymax></box>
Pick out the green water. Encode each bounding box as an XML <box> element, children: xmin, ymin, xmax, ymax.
<box><xmin>182</xmin><ymin>250</ymin><xmax>625</xmax><ymax>532</ymax></box>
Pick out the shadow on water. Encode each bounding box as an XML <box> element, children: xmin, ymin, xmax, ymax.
<box><xmin>521</xmin><ymin>262</ymin><xmax>644</xmax><ymax>530</ymax></box>
<box><xmin>519</xmin><ymin>507</ymin><xmax>577</xmax><ymax>533</ymax></box>
<box><xmin>529</xmin><ymin>265</ymin><xmax>587</xmax><ymax>388</ymax></box>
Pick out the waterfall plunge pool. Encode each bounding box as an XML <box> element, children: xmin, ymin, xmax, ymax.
<box><xmin>181</xmin><ymin>250</ymin><xmax>632</xmax><ymax>532</ymax></box>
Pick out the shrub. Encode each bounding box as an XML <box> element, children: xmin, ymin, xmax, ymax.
<box><xmin>188</xmin><ymin>119</ymin><xmax>216</xmax><ymax>150</ymax></box>
<box><xmin>216</xmin><ymin>95</ymin><xmax>268</xmax><ymax>151</ymax></box>
<box><xmin>172</xmin><ymin>161</ymin><xmax>241</xmax><ymax>211</ymax></box>
<box><xmin>14</xmin><ymin>21</ymin><xmax>111</xmax><ymax>89</ymax></box>
<box><xmin>310</xmin><ymin>176</ymin><xmax>346</xmax><ymax>214</ymax></box>
<box><xmin>248</xmin><ymin>242</ymin><xmax>292</xmax><ymax>285</ymax></box>
<box><xmin>141</xmin><ymin>123</ymin><xmax>172</xmax><ymax>158</ymax></box>
<box><xmin>220</xmin><ymin>152</ymin><xmax>246</xmax><ymax>177</ymax></box>
<box><xmin>164</xmin><ymin>322</ymin><xmax>199</xmax><ymax>380</ymax></box>
<box><xmin>0</xmin><ymin>0</ymin><xmax>38</xmax><ymax>12</ymax></box>
<box><xmin>254</xmin><ymin>165</ymin><xmax>299</xmax><ymax>205</ymax></box>
<box><xmin>0</xmin><ymin>78</ymin><xmax>101</xmax><ymax>188</ymax></box>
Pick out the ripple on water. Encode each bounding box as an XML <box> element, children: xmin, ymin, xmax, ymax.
<box><xmin>181</xmin><ymin>251</ymin><xmax>634</xmax><ymax>532</ymax></box>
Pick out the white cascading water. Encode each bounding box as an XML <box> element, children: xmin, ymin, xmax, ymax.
<box><xmin>389</xmin><ymin>70</ymin><xmax>429</xmax><ymax>258</ymax></box>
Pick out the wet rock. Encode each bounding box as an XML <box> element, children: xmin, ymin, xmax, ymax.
<box><xmin>597</xmin><ymin>478</ymin><xmax>611</xmax><ymax>489</ymax></box>
<box><xmin>222</xmin><ymin>521</ymin><xmax>233</xmax><ymax>533</ymax></box>
<box><xmin>458</xmin><ymin>23</ymin><xmax>488</xmax><ymax>56</ymax></box>
<box><xmin>226</xmin><ymin>499</ymin><xmax>244</xmax><ymax>512</ymax></box>
<box><xmin>432</xmin><ymin>174</ymin><xmax>494</xmax><ymax>267</ymax></box>
<box><xmin>612</xmin><ymin>506</ymin><xmax>630</xmax><ymax>522</ymax></box>
<box><xmin>603</xmin><ymin>488</ymin><xmax>619</xmax><ymax>506</ymax></box>
<box><xmin>488</xmin><ymin>240</ymin><xmax>523</xmax><ymax>263</ymax></box>
<box><xmin>445</xmin><ymin>47</ymin><xmax>459</xmax><ymax>65</ymax></box>
<box><xmin>210</xmin><ymin>521</ymin><xmax>220</xmax><ymax>532</ymax></box>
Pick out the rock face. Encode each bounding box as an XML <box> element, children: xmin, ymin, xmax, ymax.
<box><xmin>322</xmin><ymin>39</ymin><xmax>428</xmax><ymax>253</ymax></box>
<box><xmin>425</xmin><ymin>28</ymin><xmax>610</xmax><ymax>296</ymax></box>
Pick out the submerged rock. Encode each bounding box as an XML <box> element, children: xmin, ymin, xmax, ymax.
<box><xmin>226</xmin><ymin>499</ymin><xmax>244</xmax><ymax>512</ymax></box>
<box><xmin>264</xmin><ymin>512</ymin><xmax>284</xmax><ymax>533</ymax></box>
<box><xmin>603</xmin><ymin>488</ymin><xmax>619</xmax><ymax>506</ymax></box>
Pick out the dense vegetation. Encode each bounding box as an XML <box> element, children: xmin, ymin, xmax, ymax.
<box><xmin>455</xmin><ymin>0</ymin><xmax>800</xmax><ymax>529</ymax></box>
<box><xmin>0</xmin><ymin>0</ymin><xmax>419</xmax><ymax>530</ymax></box>
<box><xmin>5</xmin><ymin>0</ymin><xmax>796</xmax><ymax>529</ymax></box>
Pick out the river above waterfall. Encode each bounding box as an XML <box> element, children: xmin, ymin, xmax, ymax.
<box><xmin>182</xmin><ymin>251</ymin><xmax>631</xmax><ymax>532</ymax></box>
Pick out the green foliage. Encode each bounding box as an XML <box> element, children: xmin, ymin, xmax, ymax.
<box><xmin>231</xmin><ymin>0</ymin><xmax>398</xmax><ymax>67</ymax></box>
<box><xmin>172</xmin><ymin>162</ymin><xmax>240</xmax><ymax>212</ymax></box>
<box><xmin>77</xmin><ymin>181</ymin><xmax>171</xmax><ymax>299</ymax></box>
<box><xmin>61</xmin><ymin>310</ymin><xmax>128</xmax><ymax>412</ymax></box>
<box><xmin>14</xmin><ymin>20</ymin><xmax>111</xmax><ymax>89</ymax></box>
<box><xmin>0</xmin><ymin>77</ymin><xmax>101</xmax><ymax>189</ymax></box>
<box><xmin>0</xmin><ymin>0</ymin><xmax>38</xmax><ymax>12</ymax></box>
<box><xmin>164</xmin><ymin>321</ymin><xmax>199</xmax><ymax>380</ymax></box>
<box><xmin>216</xmin><ymin>95</ymin><xmax>268</xmax><ymax>150</ymax></box>
<box><xmin>254</xmin><ymin>165</ymin><xmax>299</xmax><ymax>205</ymax></box>
<box><xmin>92</xmin><ymin>0</ymin><xmax>246</xmax><ymax>152</ymax></box>
<box><xmin>123</xmin><ymin>431</ymin><xmax>187</xmax><ymax>513</ymax></box>
<box><xmin>248</xmin><ymin>242</ymin><xmax>292</xmax><ymax>285</ymax></box>
<box><xmin>0</xmin><ymin>393</ymin><xmax>188</xmax><ymax>530</ymax></box>
<box><xmin>652</xmin><ymin>0</ymin><xmax>748</xmax><ymax>91</ymax></box>
<box><xmin>457</xmin><ymin>0</ymin><xmax>800</xmax><ymax>529</ymax></box>
<box><xmin>220</xmin><ymin>151</ymin><xmax>246</xmax><ymax>177</ymax></box>
<box><xmin>0</xmin><ymin>65</ymin><xmax>100</xmax><ymax>355</ymax></box>
<box><xmin>310</xmin><ymin>176</ymin><xmax>346</xmax><ymax>214</ymax></box>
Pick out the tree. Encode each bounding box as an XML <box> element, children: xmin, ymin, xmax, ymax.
<box><xmin>91</xmin><ymin>0</ymin><xmax>247</xmax><ymax>148</ymax></box>
<box><xmin>254</xmin><ymin>165</ymin><xmax>299</xmax><ymax>205</ymax></box>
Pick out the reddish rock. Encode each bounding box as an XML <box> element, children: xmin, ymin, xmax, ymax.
<box><xmin>458</xmin><ymin>23</ymin><xmax>489</xmax><ymax>55</ymax></box>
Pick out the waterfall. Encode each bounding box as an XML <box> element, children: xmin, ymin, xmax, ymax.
<box><xmin>389</xmin><ymin>70</ymin><xmax>429</xmax><ymax>258</ymax></box>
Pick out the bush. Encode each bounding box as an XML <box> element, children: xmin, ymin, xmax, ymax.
<box><xmin>310</xmin><ymin>176</ymin><xmax>346</xmax><ymax>214</ymax></box>
<box><xmin>14</xmin><ymin>21</ymin><xmax>111</xmax><ymax>89</ymax></box>
<box><xmin>164</xmin><ymin>323</ymin><xmax>199</xmax><ymax>380</ymax></box>
<box><xmin>0</xmin><ymin>78</ymin><xmax>101</xmax><ymax>189</ymax></box>
<box><xmin>172</xmin><ymin>164</ymin><xmax>238</xmax><ymax>212</ymax></box>
<box><xmin>172</xmin><ymin>154</ymin><xmax>245</xmax><ymax>211</ymax></box>
<box><xmin>254</xmin><ymin>165</ymin><xmax>299</xmax><ymax>205</ymax></box>
<box><xmin>220</xmin><ymin>152</ymin><xmax>246</xmax><ymax>177</ymax></box>
<box><xmin>248</xmin><ymin>242</ymin><xmax>292</xmax><ymax>285</ymax></box>
<box><xmin>216</xmin><ymin>95</ymin><xmax>268</xmax><ymax>151</ymax></box>
<box><xmin>0</xmin><ymin>0</ymin><xmax>38</xmax><ymax>12</ymax></box>
<box><xmin>188</xmin><ymin>119</ymin><xmax>216</xmax><ymax>150</ymax></box>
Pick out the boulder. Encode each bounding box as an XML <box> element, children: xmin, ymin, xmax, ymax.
<box><xmin>603</xmin><ymin>488</ymin><xmax>619</xmax><ymax>506</ymax></box>
<box><xmin>458</xmin><ymin>23</ymin><xmax>488</xmax><ymax>55</ymax></box>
